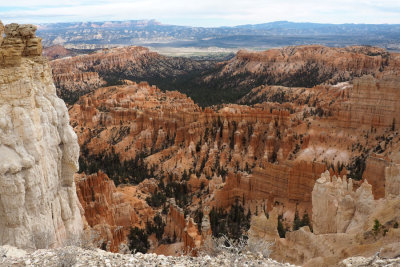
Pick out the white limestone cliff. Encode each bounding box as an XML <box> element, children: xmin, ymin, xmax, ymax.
<box><xmin>312</xmin><ymin>170</ymin><xmax>375</xmax><ymax>235</ymax></box>
<box><xmin>0</xmin><ymin>21</ymin><xmax>83</xmax><ymax>249</ymax></box>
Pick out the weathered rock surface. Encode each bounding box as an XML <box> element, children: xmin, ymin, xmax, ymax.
<box><xmin>214</xmin><ymin>161</ymin><xmax>326</xmax><ymax>213</ymax></box>
<box><xmin>337</xmin><ymin>75</ymin><xmax>400</xmax><ymax>129</ymax></box>
<box><xmin>340</xmin><ymin>253</ymin><xmax>400</xmax><ymax>267</ymax></box>
<box><xmin>265</xmin><ymin>170</ymin><xmax>400</xmax><ymax>266</ymax></box>
<box><xmin>362</xmin><ymin>156</ymin><xmax>389</xmax><ymax>199</ymax></box>
<box><xmin>248</xmin><ymin>208</ymin><xmax>279</xmax><ymax>241</ymax></box>
<box><xmin>164</xmin><ymin>199</ymin><xmax>204</xmax><ymax>254</ymax></box>
<box><xmin>312</xmin><ymin>170</ymin><xmax>375</xmax><ymax>235</ymax></box>
<box><xmin>75</xmin><ymin>172</ymin><xmax>154</xmax><ymax>252</ymax></box>
<box><xmin>0</xmin><ymin>22</ymin><xmax>83</xmax><ymax>249</ymax></box>
<box><xmin>0</xmin><ymin>23</ymin><xmax>42</xmax><ymax>66</ymax></box>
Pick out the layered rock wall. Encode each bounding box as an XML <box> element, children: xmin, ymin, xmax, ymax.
<box><xmin>0</xmin><ymin>22</ymin><xmax>82</xmax><ymax>249</ymax></box>
<box><xmin>214</xmin><ymin>161</ymin><xmax>326</xmax><ymax>211</ymax></box>
<box><xmin>337</xmin><ymin>75</ymin><xmax>400</xmax><ymax>129</ymax></box>
<box><xmin>217</xmin><ymin>45</ymin><xmax>400</xmax><ymax>89</ymax></box>
<box><xmin>362</xmin><ymin>156</ymin><xmax>389</xmax><ymax>199</ymax></box>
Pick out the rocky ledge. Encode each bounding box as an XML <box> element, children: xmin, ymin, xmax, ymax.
<box><xmin>340</xmin><ymin>255</ymin><xmax>400</xmax><ymax>267</ymax></box>
<box><xmin>0</xmin><ymin>245</ymin><xmax>297</xmax><ymax>267</ymax></box>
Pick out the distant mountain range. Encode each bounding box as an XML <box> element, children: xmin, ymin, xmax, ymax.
<box><xmin>37</xmin><ymin>20</ymin><xmax>400</xmax><ymax>51</ymax></box>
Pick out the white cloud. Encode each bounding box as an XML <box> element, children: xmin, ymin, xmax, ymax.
<box><xmin>1</xmin><ymin>0</ymin><xmax>400</xmax><ymax>26</ymax></box>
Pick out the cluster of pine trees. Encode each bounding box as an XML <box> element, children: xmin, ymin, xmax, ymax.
<box><xmin>79</xmin><ymin>147</ymin><xmax>154</xmax><ymax>186</ymax></box>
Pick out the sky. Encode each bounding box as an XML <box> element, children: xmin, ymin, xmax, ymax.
<box><xmin>1</xmin><ymin>0</ymin><xmax>400</xmax><ymax>26</ymax></box>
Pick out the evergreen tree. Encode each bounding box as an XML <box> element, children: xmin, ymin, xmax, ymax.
<box><xmin>127</xmin><ymin>227</ymin><xmax>150</xmax><ymax>253</ymax></box>
<box><xmin>293</xmin><ymin>210</ymin><xmax>302</xmax><ymax>231</ymax></box>
<box><xmin>301</xmin><ymin>211</ymin><xmax>311</xmax><ymax>231</ymax></box>
<box><xmin>277</xmin><ymin>216</ymin><xmax>286</xmax><ymax>238</ymax></box>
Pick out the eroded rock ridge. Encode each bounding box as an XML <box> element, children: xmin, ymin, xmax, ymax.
<box><xmin>0</xmin><ymin>21</ymin><xmax>83</xmax><ymax>249</ymax></box>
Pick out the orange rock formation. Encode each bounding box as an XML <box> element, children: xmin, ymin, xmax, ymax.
<box><xmin>66</xmin><ymin>46</ymin><xmax>400</xmax><ymax>256</ymax></box>
<box><xmin>75</xmin><ymin>172</ymin><xmax>154</xmax><ymax>252</ymax></box>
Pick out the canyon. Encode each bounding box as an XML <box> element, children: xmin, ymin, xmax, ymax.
<box><xmin>1</xmin><ymin>19</ymin><xmax>400</xmax><ymax>266</ymax></box>
<box><xmin>66</xmin><ymin>59</ymin><xmax>400</xmax><ymax>262</ymax></box>
<box><xmin>48</xmin><ymin>44</ymin><xmax>400</xmax><ymax>106</ymax></box>
<box><xmin>49</xmin><ymin>46</ymin><xmax>214</xmax><ymax>104</ymax></box>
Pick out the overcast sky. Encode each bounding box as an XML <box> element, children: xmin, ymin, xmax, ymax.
<box><xmin>1</xmin><ymin>0</ymin><xmax>400</xmax><ymax>26</ymax></box>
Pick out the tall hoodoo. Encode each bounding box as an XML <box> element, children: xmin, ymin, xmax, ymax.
<box><xmin>0</xmin><ymin>21</ymin><xmax>83</xmax><ymax>249</ymax></box>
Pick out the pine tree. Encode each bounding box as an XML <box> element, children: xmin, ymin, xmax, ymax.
<box><xmin>277</xmin><ymin>216</ymin><xmax>286</xmax><ymax>238</ymax></box>
<box><xmin>301</xmin><ymin>211</ymin><xmax>311</xmax><ymax>230</ymax></box>
<box><xmin>127</xmin><ymin>227</ymin><xmax>150</xmax><ymax>253</ymax></box>
<box><xmin>293</xmin><ymin>210</ymin><xmax>302</xmax><ymax>231</ymax></box>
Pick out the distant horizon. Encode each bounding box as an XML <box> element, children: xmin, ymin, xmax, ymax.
<box><xmin>3</xmin><ymin>19</ymin><xmax>400</xmax><ymax>29</ymax></box>
<box><xmin>1</xmin><ymin>0</ymin><xmax>400</xmax><ymax>27</ymax></box>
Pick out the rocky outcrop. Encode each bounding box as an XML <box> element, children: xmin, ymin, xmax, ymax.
<box><xmin>265</xmin><ymin>170</ymin><xmax>400</xmax><ymax>266</ymax></box>
<box><xmin>70</xmin><ymin>81</ymin><xmax>330</xmax><ymax>220</ymax></box>
<box><xmin>0</xmin><ymin>23</ymin><xmax>42</xmax><ymax>66</ymax></box>
<box><xmin>164</xmin><ymin>200</ymin><xmax>186</xmax><ymax>243</ymax></box>
<box><xmin>69</xmin><ymin>82</ymin><xmax>202</xmax><ymax>164</ymax></box>
<box><xmin>51</xmin><ymin>44</ymin><xmax>400</xmax><ymax>107</ymax></box>
<box><xmin>340</xmin><ymin>253</ymin><xmax>400</xmax><ymax>267</ymax></box>
<box><xmin>75</xmin><ymin>172</ymin><xmax>154</xmax><ymax>252</ymax></box>
<box><xmin>248</xmin><ymin>208</ymin><xmax>279</xmax><ymax>241</ymax></box>
<box><xmin>312</xmin><ymin>170</ymin><xmax>374</xmax><ymax>235</ymax></box>
<box><xmin>197</xmin><ymin>45</ymin><xmax>400</xmax><ymax>106</ymax></box>
<box><xmin>0</xmin><ymin>22</ymin><xmax>82</xmax><ymax>249</ymax></box>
